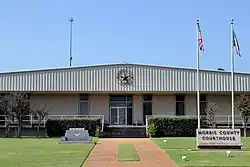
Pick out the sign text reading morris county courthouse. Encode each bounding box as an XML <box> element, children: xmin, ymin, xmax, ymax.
<box><xmin>196</xmin><ymin>129</ymin><xmax>241</xmax><ymax>146</ymax></box>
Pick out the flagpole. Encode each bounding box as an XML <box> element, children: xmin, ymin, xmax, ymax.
<box><xmin>231</xmin><ymin>19</ymin><xmax>235</xmax><ymax>129</ymax></box>
<box><xmin>196</xmin><ymin>19</ymin><xmax>201</xmax><ymax>129</ymax></box>
<box><xmin>69</xmin><ymin>17</ymin><xmax>74</xmax><ymax>67</ymax></box>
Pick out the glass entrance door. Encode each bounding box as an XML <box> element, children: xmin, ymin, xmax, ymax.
<box><xmin>110</xmin><ymin>107</ymin><xmax>127</xmax><ymax>125</ymax></box>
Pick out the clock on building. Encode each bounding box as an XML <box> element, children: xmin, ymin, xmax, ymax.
<box><xmin>117</xmin><ymin>68</ymin><xmax>134</xmax><ymax>85</ymax></box>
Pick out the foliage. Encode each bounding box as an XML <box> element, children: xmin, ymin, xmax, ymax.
<box><xmin>32</xmin><ymin>104</ymin><xmax>50</xmax><ymax>136</ymax></box>
<box><xmin>6</xmin><ymin>93</ymin><xmax>31</xmax><ymax>138</ymax></box>
<box><xmin>205</xmin><ymin>102</ymin><xmax>218</xmax><ymax>128</ymax></box>
<box><xmin>147</xmin><ymin>116</ymin><xmax>198</xmax><ymax>137</ymax></box>
<box><xmin>45</xmin><ymin>118</ymin><xmax>101</xmax><ymax>137</ymax></box>
<box><xmin>0</xmin><ymin>93</ymin><xmax>32</xmax><ymax>137</ymax></box>
<box><xmin>235</xmin><ymin>94</ymin><xmax>250</xmax><ymax>137</ymax></box>
<box><xmin>146</xmin><ymin>123</ymin><xmax>156</xmax><ymax>137</ymax></box>
<box><xmin>95</xmin><ymin>126</ymin><xmax>103</xmax><ymax>138</ymax></box>
<box><xmin>0</xmin><ymin>95</ymin><xmax>15</xmax><ymax>137</ymax></box>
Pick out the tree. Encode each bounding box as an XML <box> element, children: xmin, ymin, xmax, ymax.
<box><xmin>7</xmin><ymin>93</ymin><xmax>31</xmax><ymax>138</ymax></box>
<box><xmin>205</xmin><ymin>102</ymin><xmax>218</xmax><ymax>128</ymax></box>
<box><xmin>235</xmin><ymin>94</ymin><xmax>250</xmax><ymax>137</ymax></box>
<box><xmin>32</xmin><ymin>104</ymin><xmax>49</xmax><ymax>137</ymax></box>
<box><xmin>0</xmin><ymin>94</ymin><xmax>15</xmax><ymax>137</ymax></box>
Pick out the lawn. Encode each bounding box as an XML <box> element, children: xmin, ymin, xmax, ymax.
<box><xmin>152</xmin><ymin>137</ymin><xmax>250</xmax><ymax>167</ymax></box>
<box><xmin>117</xmin><ymin>143</ymin><xmax>140</xmax><ymax>161</ymax></box>
<box><xmin>0</xmin><ymin>138</ymin><xmax>98</xmax><ymax>167</ymax></box>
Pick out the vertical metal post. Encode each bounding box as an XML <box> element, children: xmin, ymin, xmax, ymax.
<box><xmin>231</xmin><ymin>19</ymin><xmax>235</xmax><ymax>129</ymax></box>
<box><xmin>69</xmin><ymin>18</ymin><xmax>74</xmax><ymax>67</ymax></box>
<box><xmin>196</xmin><ymin>19</ymin><xmax>201</xmax><ymax>129</ymax></box>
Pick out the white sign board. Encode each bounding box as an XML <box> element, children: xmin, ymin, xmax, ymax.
<box><xmin>196</xmin><ymin>129</ymin><xmax>241</xmax><ymax>146</ymax></box>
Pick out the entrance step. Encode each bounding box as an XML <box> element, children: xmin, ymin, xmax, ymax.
<box><xmin>103</xmin><ymin>126</ymin><xmax>147</xmax><ymax>138</ymax></box>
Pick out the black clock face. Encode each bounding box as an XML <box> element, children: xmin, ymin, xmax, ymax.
<box><xmin>117</xmin><ymin>69</ymin><xmax>134</xmax><ymax>85</ymax></box>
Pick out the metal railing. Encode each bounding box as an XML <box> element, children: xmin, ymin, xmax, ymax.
<box><xmin>145</xmin><ymin>115</ymin><xmax>248</xmax><ymax>129</ymax></box>
<box><xmin>0</xmin><ymin>115</ymin><xmax>105</xmax><ymax>131</ymax></box>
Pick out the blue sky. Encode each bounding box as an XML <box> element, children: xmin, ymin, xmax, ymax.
<box><xmin>0</xmin><ymin>0</ymin><xmax>249</xmax><ymax>72</ymax></box>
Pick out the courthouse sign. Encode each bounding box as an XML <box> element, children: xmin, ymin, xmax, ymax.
<box><xmin>196</xmin><ymin>129</ymin><xmax>242</xmax><ymax>148</ymax></box>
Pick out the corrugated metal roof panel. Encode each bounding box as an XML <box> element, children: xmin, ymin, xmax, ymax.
<box><xmin>0</xmin><ymin>63</ymin><xmax>250</xmax><ymax>92</ymax></box>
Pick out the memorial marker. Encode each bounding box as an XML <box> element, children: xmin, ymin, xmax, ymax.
<box><xmin>59</xmin><ymin>128</ymin><xmax>94</xmax><ymax>144</ymax></box>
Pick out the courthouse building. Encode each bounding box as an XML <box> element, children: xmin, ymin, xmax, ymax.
<box><xmin>0</xmin><ymin>63</ymin><xmax>249</xmax><ymax>127</ymax></box>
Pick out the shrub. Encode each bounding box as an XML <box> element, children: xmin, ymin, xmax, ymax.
<box><xmin>95</xmin><ymin>126</ymin><xmax>103</xmax><ymax>138</ymax></box>
<box><xmin>45</xmin><ymin>118</ymin><xmax>101</xmax><ymax>137</ymax></box>
<box><xmin>146</xmin><ymin>116</ymin><xmax>198</xmax><ymax>137</ymax></box>
<box><xmin>146</xmin><ymin>123</ymin><xmax>156</xmax><ymax>137</ymax></box>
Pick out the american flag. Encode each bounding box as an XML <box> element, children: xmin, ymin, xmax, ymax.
<box><xmin>197</xmin><ymin>23</ymin><xmax>204</xmax><ymax>52</ymax></box>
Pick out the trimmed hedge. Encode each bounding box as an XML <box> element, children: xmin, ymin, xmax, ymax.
<box><xmin>147</xmin><ymin>116</ymin><xmax>198</xmax><ymax>137</ymax></box>
<box><xmin>45</xmin><ymin>118</ymin><xmax>101</xmax><ymax>137</ymax></box>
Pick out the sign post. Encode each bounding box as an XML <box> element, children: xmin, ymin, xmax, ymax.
<box><xmin>196</xmin><ymin>129</ymin><xmax>242</xmax><ymax>149</ymax></box>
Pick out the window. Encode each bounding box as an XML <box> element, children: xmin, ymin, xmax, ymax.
<box><xmin>200</xmin><ymin>94</ymin><xmax>207</xmax><ymax>116</ymax></box>
<box><xmin>176</xmin><ymin>95</ymin><xmax>185</xmax><ymax>115</ymax></box>
<box><xmin>109</xmin><ymin>95</ymin><xmax>133</xmax><ymax>101</ymax></box>
<box><xmin>80</xmin><ymin>94</ymin><xmax>89</xmax><ymax>101</ymax></box>
<box><xmin>109</xmin><ymin>95</ymin><xmax>133</xmax><ymax>107</ymax></box>
<box><xmin>142</xmin><ymin>94</ymin><xmax>152</xmax><ymax>125</ymax></box>
<box><xmin>79</xmin><ymin>94</ymin><xmax>89</xmax><ymax>115</ymax></box>
<box><xmin>142</xmin><ymin>94</ymin><xmax>152</xmax><ymax>101</ymax></box>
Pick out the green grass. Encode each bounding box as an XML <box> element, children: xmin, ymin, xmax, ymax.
<box><xmin>117</xmin><ymin>143</ymin><xmax>140</xmax><ymax>161</ymax></box>
<box><xmin>152</xmin><ymin>137</ymin><xmax>250</xmax><ymax>167</ymax></box>
<box><xmin>0</xmin><ymin>137</ymin><xmax>98</xmax><ymax>167</ymax></box>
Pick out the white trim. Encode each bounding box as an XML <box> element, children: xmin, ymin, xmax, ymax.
<box><xmin>1</xmin><ymin>62</ymin><xmax>250</xmax><ymax>75</ymax></box>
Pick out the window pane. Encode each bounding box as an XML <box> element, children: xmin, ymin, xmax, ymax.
<box><xmin>143</xmin><ymin>94</ymin><xmax>152</xmax><ymax>101</ymax></box>
<box><xmin>176</xmin><ymin>95</ymin><xmax>185</xmax><ymax>101</ymax></box>
<box><xmin>110</xmin><ymin>101</ymin><xmax>132</xmax><ymax>107</ymax></box>
<box><xmin>79</xmin><ymin>102</ymin><xmax>89</xmax><ymax>115</ymax></box>
<box><xmin>143</xmin><ymin>102</ymin><xmax>152</xmax><ymax>124</ymax></box>
<box><xmin>176</xmin><ymin>102</ymin><xmax>184</xmax><ymax>115</ymax></box>
<box><xmin>118</xmin><ymin>108</ymin><xmax>126</xmax><ymax>125</ymax></box>
<box><xmin>80</xmin><ymin>94</ymin><xmax>88</xmax><ymax>101</ymax></box>
<box><xmin>126</xmin><ymin>102</ymin><xmax>132</xmax><ymax>107</ymax></box>
<box><xmin>127</xmin><ymin>108</ymin><xmax>133</xmax><ymax>125</ymax></box>
<box><xmin>110</xmin><ymin>101</ymin><xmax>126</xmax><ymax>107</ymax></box>
<box><xmin>111</xmin><ymin>108</ymin><xmax>118</xmax><ymax>125</ymax></box>
<box><xmin>143</xmin><ymin>102</ymin><xmax>152</xmax><ymax>115</ymax></box>
<box><xmin>200</xmin><ymin>102</ymin><xmax>207</xmax><ymax>115</ymax></box>
<box><xmin>200</xmin><ymin>94</ymin><xmax>206</xmax><ymax>102</ymax></box>
<box><xmin>109</xmin><ymin>95</ymin><xmax>133</xmax><ymax>101</ymax></box>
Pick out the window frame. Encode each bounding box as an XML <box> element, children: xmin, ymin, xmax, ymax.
<box><xmin>78</xmin><ymin>94</ymin><xmax>89</xmax><ymax>116</ymax></box>
<box><xmin>175</xmin><ymin>94</ymin><xmax>185</xmax><ymax>116</ymax></box>
<box><xmin>196</xmin><ymin>94</ymin><xmax>207</xmax><ymax>116</ymax></box>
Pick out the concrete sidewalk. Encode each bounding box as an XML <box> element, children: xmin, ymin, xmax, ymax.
<box><xmin>82</xmin><ymin>138</ymin><xmax>177</xmax><ymax>167</ymax></box>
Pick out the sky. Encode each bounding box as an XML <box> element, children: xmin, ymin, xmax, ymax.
<box><xmin>0</xmin><ymin>0</ymin><xmax>250</xmax><ymax>73</ymax></box>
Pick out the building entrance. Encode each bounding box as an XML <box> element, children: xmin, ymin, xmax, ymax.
<box><xmin>110</xmin><ymin>107</ymin><xmax>127</xmax><ymax>125</ymax></box>
<box><xmin>109</xmin><ymin>95</ymin><xmax>133</xmax><ymax>125</ymax></box>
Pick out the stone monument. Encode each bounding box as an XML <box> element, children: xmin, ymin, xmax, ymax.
<box><xmin>59</xmin><ymin>128</ymin><xmax>94</xmax><ymax>144</ymax></box>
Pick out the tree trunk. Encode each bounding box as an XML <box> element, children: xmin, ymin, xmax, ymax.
<box><xmin>18</xmin><ymin>122</ymin><xmax>21</xmax><ymax>138</ymax></box>
<box><xmin>37</xmin><ymin>122</ymin><xmax>40</xmax><ymax>137</ymax></box>
<box><xmin>5</xmin><ymin>123</ymin><xmax>10</xmax><ymax>137</ymax></box>
<box><xmin>244</xmin><ymin>122</ymin><xmax>247</xmax><ymax>137</ymax></box>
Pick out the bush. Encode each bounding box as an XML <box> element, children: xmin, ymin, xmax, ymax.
<box><xmin>45</xmin><ymin>118</ymin><xmax>101</xmax><ymax>137</ymax></box>
<box><xmin>146</xmin><ymin>116</ymin><xmax>198</xmax><ymax>137</ymax></box>
<box><xmin>95</xmin><ymin>126</ymin><xmax>103</xmax><ymax>138</ymax></box>
<box><xmin>146</xmin><ymin>123</ymin><xmax>156</xmax><ymax>137</ymax></box>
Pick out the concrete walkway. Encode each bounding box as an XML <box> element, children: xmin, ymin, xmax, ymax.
<box><xmin>82</xmin><ymin>138</ymin><xmax>177</xmax><ymax>167</ymax></box>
